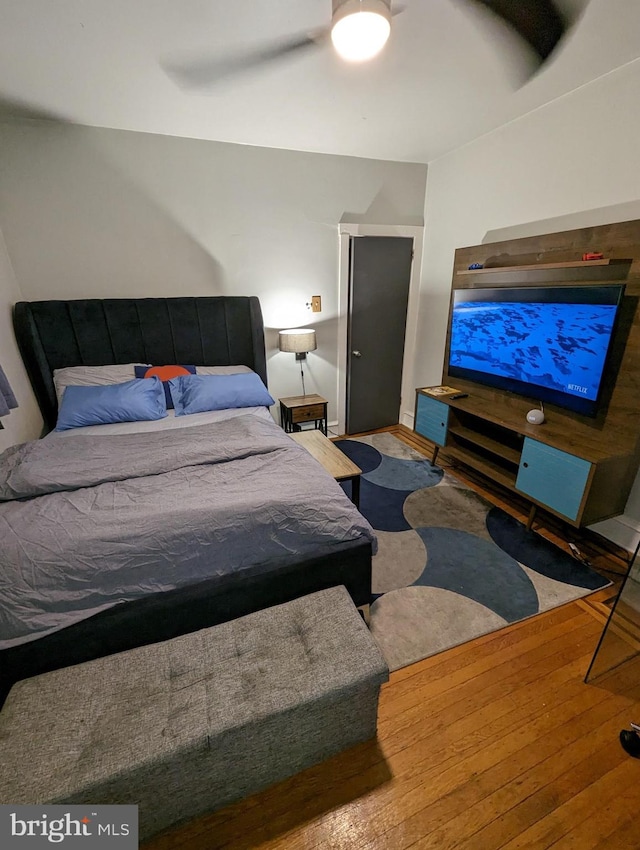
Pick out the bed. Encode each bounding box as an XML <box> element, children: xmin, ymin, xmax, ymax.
<box><xmin>1</xmin><ymin>296</ymin><xmax>374</xmax><ymax>706</ymax></box>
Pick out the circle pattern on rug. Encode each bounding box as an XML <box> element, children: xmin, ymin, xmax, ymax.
<box><xmin>365</xmin><ymin>453</ymin><xmax>443</xmax><ymax>491</ymax></box>
<box><xmin>357</xmin><ymin>478</ymin><xmax>414</xmax><ymax>532</ymax></box>
<box><xmin>332</xmin><ymin>439</ymin><xmax>382</xmax><ymax>473</ymax></box>
<box><xmin>372</xmin><ymin>529</ymin><xmax>426</xmax><ymax>593</ymax></box>
<box><xmin>414</xmin><ymin>527</ymin><xmax>539</xmax><ymax>621</ymax></box>
<box><xmin>369</xmin><ymin>586</ymin><xmax>507</xmax><ymax>672</ymax></box>
<box><xmin>403</xmin><ymin>483</ymin><xmax>492</xmax><ymax>541</ymax></box>
<box><xmin>486</xmin><ymin>507</ymin><xmax>606</xmax><ymax>588</ymax></box>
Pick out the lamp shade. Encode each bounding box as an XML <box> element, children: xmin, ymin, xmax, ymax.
<box><xmin>278</xmin><ymin>329</ymin><xmax>317</xmax><ymax>354</ymax></box>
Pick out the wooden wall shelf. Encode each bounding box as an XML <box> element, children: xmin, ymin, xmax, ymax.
<box><xmin>457</xmin><ymin>258</ymin><xmax>631</xmax><ymax>275</ymax></box>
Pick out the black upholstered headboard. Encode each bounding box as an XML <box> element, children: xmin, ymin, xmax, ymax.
<box><xmin>13</xmin><ymin>296</ymin><xmax>267</xmax><ymax>433</ymax></box>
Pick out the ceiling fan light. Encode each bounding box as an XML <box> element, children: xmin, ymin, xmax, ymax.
<box><xmin>331</xmin><ymin>0</ymin><xmax>392</xmax><ymax>63</ymax></box>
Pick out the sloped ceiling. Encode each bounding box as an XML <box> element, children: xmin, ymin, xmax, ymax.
<box><xmin>1</xmin><ymin>0</ymin><xmax>639</xmax><ymax>163</ymax></box>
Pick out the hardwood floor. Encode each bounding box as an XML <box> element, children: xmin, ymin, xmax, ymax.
<box><xmin>143</xmin><ymin>426</ymin><xmax>639</xmax><ymax>850</ymax></box>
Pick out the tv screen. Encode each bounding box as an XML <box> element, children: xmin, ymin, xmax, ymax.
<box><xmin>448</xmin><ymin>285</ymin><xmax>625</xmax><ymax>417</ymax></box>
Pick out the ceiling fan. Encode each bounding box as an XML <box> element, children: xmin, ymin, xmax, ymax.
<box><xmin>164</xmin><ymin>0</ymin><xmax>572</xmax><ymax>89</ymax></box>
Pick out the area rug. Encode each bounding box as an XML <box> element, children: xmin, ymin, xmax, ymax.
<box><xmin>335</xmin><ymin>433</ymin><xmax>611</xmax><ymax>672</ymax></box>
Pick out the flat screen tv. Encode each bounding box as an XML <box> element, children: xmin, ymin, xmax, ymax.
<box><xmin>448</xmin><ymin>285</ymin><xmax>626</xmax><ymax>417</ymax></box>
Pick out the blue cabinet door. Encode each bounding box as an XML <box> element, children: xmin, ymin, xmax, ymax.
<box><xmin>516</xmin><ymin>438</ymin><xmax>592</xmax><ymax>521</ymax></box>
<box><xmin>415</xmin><ymin>394</ymin><xmax>449</xmax><ymax>446</ymax></box>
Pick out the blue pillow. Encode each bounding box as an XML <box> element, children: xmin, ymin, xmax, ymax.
<box><xmin>55</xmin><ymin>377</ymin><xmax>167</xmax><ymax>431</ymax></box>
<box><xmin>169</xmin><ymin>373</ymin><xmax>275</xmax><ymax>416</ymax></box>
<box><xmin>134</xmin><ymin>364</ymin><xmax>196</xmax><ymax>409</ymax></box>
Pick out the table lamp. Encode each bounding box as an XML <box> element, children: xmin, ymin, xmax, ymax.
<box><xmin>279</xmin><ymin>328</ymin><xmax>317</xmax><ymax>396</ymax></box>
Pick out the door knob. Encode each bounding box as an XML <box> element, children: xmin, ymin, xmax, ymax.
<box><xmin>352</xmin><ymin>350</ymin><xmax>362</xmax><ymax>358</ymax></box>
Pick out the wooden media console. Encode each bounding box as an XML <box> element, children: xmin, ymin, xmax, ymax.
<box><xmin>415</xmin><ymin>219</ymin><xmax>640</xmax><ymax>529</ymax></box>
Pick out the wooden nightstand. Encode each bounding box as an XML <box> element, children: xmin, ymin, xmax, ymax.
<box><xmin>279</xmin><ymin>394</ymin><xmax>328</xmax><ymax>435</ymax></box>
<box><xmin>289</xmin><ymin>430</ymin><xmax>361</xmax><ymax>507</ymax></box>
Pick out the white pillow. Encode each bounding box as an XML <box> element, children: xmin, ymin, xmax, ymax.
<box><xmin>195</xmin><ymin>365</ymin><xmax>253</xmax><ymax>376</ymax></box>
<box><xmin>53</xmin><ymin>364</ymin><xmax>149</xmax><ymax>406</ymax></box>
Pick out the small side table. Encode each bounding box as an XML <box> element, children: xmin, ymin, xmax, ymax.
<box><xmin>279</xmin><ymin>394</ymin><xmax>328</xmax><ymax>435</ymax></box>
<box><xmin>289</xmin><ymin>430</ymin><xmax>362</xmax><ymax>508</ymax></box>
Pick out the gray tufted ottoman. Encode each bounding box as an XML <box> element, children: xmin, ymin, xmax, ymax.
<box><xmin>0</xmin><ymin>585</ymin><xmax>388</xmax><ymax>840</ymax></box>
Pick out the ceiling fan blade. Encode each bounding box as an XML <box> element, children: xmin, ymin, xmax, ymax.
<box><xmin>163</xmin><ymin>28</ymin><xmax>330</xmax><ymax>89</ymax></box>
<box><xmin>467</xmin><ymin>0</ymin><xmax>568</xmax><ymax>64</ymax></box>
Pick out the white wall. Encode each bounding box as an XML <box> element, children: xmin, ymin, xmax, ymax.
<box><xmin>0</xmin><ymin>227</ymin><xmax>42</xmax><ymax>448</ymax></box>
<box><xmin>0</xmin><ymin>121</ymin><xmax>427</xmax><ymax>440</ymax></box>
<box><xmin>412</xmin><ymin>57</ymin><xmax>640</xmax><ymax>528</ymax></box>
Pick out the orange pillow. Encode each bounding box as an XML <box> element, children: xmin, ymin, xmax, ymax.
<box><xmin>134</xmin><ymin>364</ymin><xmax>196</xmax><ymax>408</ymax></box>
<box><xmin>142</xmin><ymin>365</ymin><xmax>194</xmax><ymax>382</ymax></box>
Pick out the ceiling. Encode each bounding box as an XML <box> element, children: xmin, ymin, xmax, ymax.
<box><xmin>1</xmin><ymin>0</ymin><xmax>639</xmax><ymax>164</ymax></box>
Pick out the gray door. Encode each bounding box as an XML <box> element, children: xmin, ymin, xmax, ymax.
<box><xmin>346</xmin><ymin>236</ymin><xmax>413</xmax><ymax>434</ymax></box>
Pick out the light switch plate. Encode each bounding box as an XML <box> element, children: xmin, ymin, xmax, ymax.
<box><xmin>311</xmin><ymin>295</ymin><xmax>322</xmax><ymax>313</ymax></box>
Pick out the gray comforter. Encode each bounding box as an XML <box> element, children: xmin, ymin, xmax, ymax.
<box><xmin>0</xmin><ymin>414</ymin><xmax>375</xmax><ymax>650</ymax></box>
